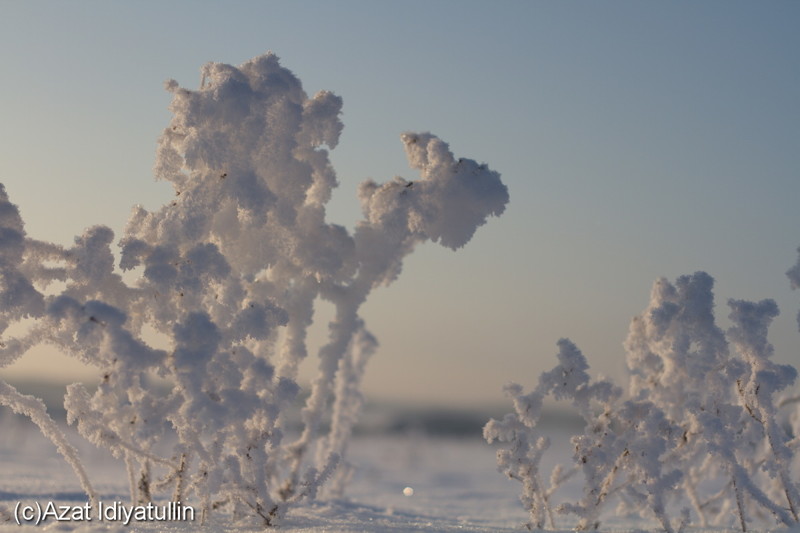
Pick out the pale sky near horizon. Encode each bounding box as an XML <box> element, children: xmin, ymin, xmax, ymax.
<box><xmin>1</xmin><ymin>1</ymin><xmax>799</xmax><ymax>408</ymax></box>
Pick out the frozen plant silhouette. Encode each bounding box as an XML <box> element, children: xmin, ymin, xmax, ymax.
<box><xmin>486</xmin><ymin>270</ymin><xmax>800</xmax><ymax>532</ymax></box>
<box><xmin>0</xmin><ymin>53</ymin><xmax>508</xmax><ymax>526</ymax></box>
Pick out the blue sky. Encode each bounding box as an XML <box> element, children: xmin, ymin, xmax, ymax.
<box><xmin>1</xmin><ymin>1</ymin><xmax>798</xmax><ymax>407</ymax></box>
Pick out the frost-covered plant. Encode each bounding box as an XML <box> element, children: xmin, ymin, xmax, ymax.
<box><xmin>485</xmin><ymin>339</ymin><xmax>688</xmax><ymax>532</ymax></box>
<box><xmin>0</xmin><ymin>185</ymin><xmax>98</xmax><ymax>511</ymax></box>
<box><xmin>483</xmin><ymin>339</ymin><xmax>623</xmax><ymax>530</ymax></box>
<box><xmin>487</xmin><ymin>271</ymin><xmax>800</xmax><ymax>532</ymax></box>
<box><xmin>0</xmin><ymin>53</ymin><xmax>508</xmax><ymax>526</ymax></box>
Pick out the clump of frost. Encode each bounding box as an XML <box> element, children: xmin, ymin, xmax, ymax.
<box><xmin>0</xmin><ymin>53</ymin><xmax>507</xmax><ymax>526</ymax></box>
<box><xmin>788</xmin><ymin>248</ymin><xmax>800</xmax><ymax>331</ymax></box>
<box><xmin>487</xmin><ymin>271</ymin><xmax>800</xmax><ymax>532</ymax></box>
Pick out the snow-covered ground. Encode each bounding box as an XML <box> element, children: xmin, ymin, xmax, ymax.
<box><xmin>2</xmin><ymin>407</ymin><xmax>800</xmax><ymax>533</ymax></box>
<box><xmin>0</xmin><ymin>404</ymin><xmax>559</xmax><ymax>533</ymax></box>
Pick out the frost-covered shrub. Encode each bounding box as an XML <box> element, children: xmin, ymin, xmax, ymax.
<box><xmin>0</xmin><ymin>53</ymin><xmax>508</xmax><ymax>526</ymax></box>
<box><xmin>486</xmin><ymin>271</ymin><xmax>800</xmax><ymax>532</ymax></box>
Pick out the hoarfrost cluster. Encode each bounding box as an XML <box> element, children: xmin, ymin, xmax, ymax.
<box><xmin>486</xmin><ymin>268</ymin><xmax>800</xmax><ymax>532</ymax></box>
<box><xmin>0</xmin><ymin>53</ymin><xmax>508</xmax><ymax>526</ymax></box>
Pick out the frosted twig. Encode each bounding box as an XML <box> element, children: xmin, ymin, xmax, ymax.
<box><xmin>0</xmin><ymin>380</ymin><xmax>98</xmax><ymax>514</ymax></box>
